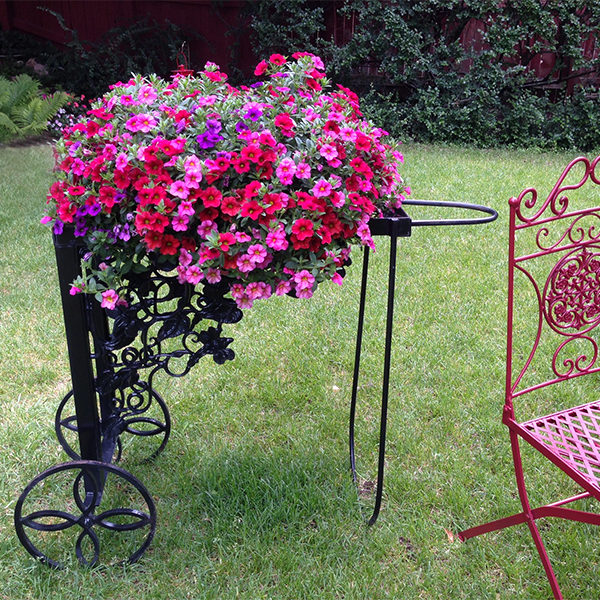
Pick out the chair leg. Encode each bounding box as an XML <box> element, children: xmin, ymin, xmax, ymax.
<box><xmin>460</xmin><ymin>432</ymin><xmax>563</xmax><ymax>600</ymax></box>
<box><xmin>509</xmin><ymin>431</ymin><xmax>563</xmax><ymax>600</ymax></box>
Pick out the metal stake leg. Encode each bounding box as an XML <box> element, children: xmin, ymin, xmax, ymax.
<box><xmin>349</xmin><ymin>233</ymin><xmax>398</xmax><ymax>526</ymax></box>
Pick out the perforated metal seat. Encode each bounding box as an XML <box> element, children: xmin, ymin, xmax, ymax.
<box><xmin>520</xmin><ymin>402</ymin><xmax>600</xmax><ymax>490</ymax></box>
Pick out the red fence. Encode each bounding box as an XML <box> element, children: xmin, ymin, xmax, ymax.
<box><xmin>0</xmin><ymin>0</ymin><xmax>257</xmax><ymax>75</ymax></box>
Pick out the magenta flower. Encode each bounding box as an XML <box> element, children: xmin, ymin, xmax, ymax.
<box><xmin>293</xmin><ymin>269</ymin><xmax>315</xmax><ymax>290</ymax></box>
<box><xmin>311</xmin><ymin>179</ymin><xmax>332</xmax><ymax>198</ymax></box>
<box><xmin>138</xmin><ymin>85</ymin><xmax>158</xmax><ymax>104</ymax></box>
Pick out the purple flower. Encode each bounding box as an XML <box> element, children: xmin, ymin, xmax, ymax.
<box><xmin>243</xmin><ymin>106</ymin><xmax>262</xmax><ymax>121</ymax></box>
<box><xmin>196</xmin><ymin>131</ymin><xmax>223</xmax><ymax>149</ymax></box>
<box><xmin>68</xmin><ymin>141</ymin><xmax>81</xmax><ymax>157</ymax></box>
<box><xmin>206</xmin><ymin>119</ymin><xmax>222</xmax><ymax>133</ymax></box>
<box><xmin>53</xmin><ymin>220</ymin><xmax>64</xmax><ymax>235</ymax></box>
<box><xmin>235</xmin><ymin>121</ymin><xmax>249</xmax><ymax>133</ymax></box>
<box><xmin>87</xmin><ymin>202</ymin><xmax>101</xmax><ymax>217</ymax></box>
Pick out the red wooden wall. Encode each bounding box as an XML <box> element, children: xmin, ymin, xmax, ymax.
<box><xmin>0</xmin><ymin>0</ymin><xmax>257</xmax><ymax>74</ymax></box>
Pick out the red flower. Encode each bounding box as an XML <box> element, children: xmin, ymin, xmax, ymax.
<box><xmin>355</xmin><ymin>132</ymin><xmax>371</xmax><ymax>151</ymax></box>
<box><xmin>160</xmin><ymin>234</ymin><xmax>180</xmax><ymax>255</ymax></box>
<box><xmin>274</xmin><ymin>113</ymin><xmax>294</xmax><ymax>130</ymax></box>
<box><xmin>221</xmin><ymin>195</ymin><xmax>242</xmax><ymax>216</ymax></box>
<box><xmin>85</xmin><ymin>120</ymin><xmax>100</xmax><ymax>137</ymax></box>
<box><xmin>99</xmin><ymin>186</ymin><xmax>118</xmax><ymax>210</ymax></box>
<box><xmin>241</xmin><ymin>144</ymin><xmax>261</xmax><ymax>163</ymax></box>
<box><xmin>232</xmin><ymin>157</ymin><xmax>250</xmax><ymax>174</ymax></box>
<box><xmin>291</xmin><ymin>218</ymin><xmax>314</xmax><ymax>241</ymax></box>
<box><xmin>200</xmin><ymin>186</ymin><xmax>222</xmax><ymax>208</ymax></box>
<box><xmin>254</xmin><ymin>60</ymin><xmax>268</xmax><ymax>76</ymax></box>
<box><xmin>68</xmin><ymin>185</ymin><xmax>86</xmax><ymax>196</ymax></box>
<box><xmin>241</xmin><ymin>200</ymin><xmax>263</xmax><ymax>220</ymax></box>
<box><xmin>144</xmin><ymin>230</ymin><xmax>163</xmax><ymax>250</ymax></box>
<box><xmin>218</xmin><ymin>232</ymin><xmax>236</xmax><ymax>252</ymax></box>
<box><xmin>269</xmin><ymin>53</ymin><xmax>286</xmax><ymax>65</ymax></box>
<box><xmin>113</xmin><ymin>168</ymin><xmax>131</xmax><ymax>189</ymax></box>
<box><xmin>135</xmin><ymin>210</ymin><xmax>155</xmax><ymax>233</ymax></box>
<box><xmin>243</xmin><ymin>181</ymin><xmax>262</xmax><ymax>198</ymax></box>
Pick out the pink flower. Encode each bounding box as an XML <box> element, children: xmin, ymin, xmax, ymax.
<box><xmin>266</xmin><ymin>227</ymin><xmax>288</xmax><ymax>251</ymax></box>
<box><xmin>296</xmin><ymin>287</ymin><xmax>314</xmax><ymax>299</ymax></box>
<box><xmin>235</xmin><ymin>232</ymin><xmax>252</xmax><ymax>243</ymax></box>
<box><xmin>311</xmin><ymin>179</ymin><xmax>332</xmax><ymax>198</ymax></box>
<box><xmin>330</xmin><ymin>191</ymin><xmax>345</xmax><ymax>208</ymax></box>
<box><xmin>169</xmin><ymin>180</ymin><xmax>189</xmax><ymax>199</ymax></box>
<box><xmin>275</xmin><ymin>280</ymin><xmax>292</xmax><ymax>296</ymax></box>
<box><xmin>197</xmin><ymin>220</ymin><xmax>217</xmax><ymax>238</ymax></box>
<box><xmin>339</xmin><ymin>127</ymin><xmax>356</xmax><ymax>142</ymax></box>
<box><xmin>319</xmin><ymin>144</ymin><xmax>338</xmax><ymax>161</ymax></box>
<box><xmin>205</xmin><ymin>268</ymin><xmax>221</xmax><ymax>284</ymax></box>
<box><xmin>184</xmin><ymin>169</ymin><xmax>202</xmax><ymax>189</ymax></box>
<box><xmin>276</xmin><ymin>157</ymin><xmax>296</xmax><ymax>182</ymax></box>
<box><xmin>115</xmin><ymin>152</ymin><xmax>129</xmax><ymax>169</ymax></box>
<box><xmin>101</xmin><ymin>289</ymin><xmax>119</xmax><ymax>309</ymax></box>
<box><xmin>138</xmin><ymin>85</ymin><xmax>158</xmax><ymax>104</ymax></box>
<box><xmin>293</xmin><ymin>269</ymin><xmax>315</xmax><ymax>290</ymax></box>
<box><xmin>172</xmin><ymin>214</ymin><xmax>189</xmax><ymax>232</ymax></box>
<box><xmin>235</xmin><ymin>293</ymin><xmax>254</xmax><ymax>309</ymax></box>
<box><xmin>237</xmin><ymin>254</ymin><xmax>256</xmax><ymax>273</ymax></box>
<box><xmin>184</xmin><ymin>155</ymin><xmax>202</xmax><ymax>171</ymax></box>
<box><xmin>179</xmin><ymin>248</ymin><xmax>192</xmax><ymax>267</ymax></box>
<box><xmin>295</xmin><ymin>162</ymin><xmax>311</xmax><ymax>179</ymax></box>
<box><xmin>137</xmin><ymin>113</ymin><xmax>158</xmax><ymax>133</ymax></box>
<box><xmin>178</xmin><ymin>200</ymin><xmax>195</xmax><ymax>217</ymax></box>
<box><xmin>247</xmin><ymin>243</ymin><xmax>268</xmax><ymax>263</ymax></box>
<box><xmin>185</xmin><ymin>265</ymin><xmax>204</xmax><ymax>284</ymax></box>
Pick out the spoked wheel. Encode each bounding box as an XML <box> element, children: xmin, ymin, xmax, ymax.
<box><xmin>14</xmin><ymin>460</ymin><xmax>156</xmax><ymax>568</ymax></box>
<box><xmin>55</xmin><ymin>384</ymin><xmax>171</xmax><ymax>463</ymax></box>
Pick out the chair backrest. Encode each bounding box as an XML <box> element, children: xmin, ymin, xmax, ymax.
<box><xmin>506</xmin><ymin>156</ymin><xmax>600</xmax><ymax>417</ymax></box>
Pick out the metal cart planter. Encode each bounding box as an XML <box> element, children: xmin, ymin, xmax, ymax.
<box><xmin>14</xmin><ymin>199</ymin><xmax>496</xmax><ymax>567</ymax></box>
<box><xmin>14</xmin><ymin>227</ymin><xmax>242</xmax><ymax>568</ymax></box>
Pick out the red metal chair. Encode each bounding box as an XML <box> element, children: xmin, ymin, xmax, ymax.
<box><xmin>459</xmin><ymin>155</ymin><xmax>600</xmax><ymax>599</ymax></box>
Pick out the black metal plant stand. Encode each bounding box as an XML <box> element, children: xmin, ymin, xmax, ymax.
<box><xmin>14</xmin><ymin>228</ymin><xmax>242</xmax><ymax>568</ymax></box>
<box><xmin>349</xmin><ymin>200</ymin><xmax>498</xmax><ymax>525</ymax></box>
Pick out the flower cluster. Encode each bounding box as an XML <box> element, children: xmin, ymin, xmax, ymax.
<box><xmin>43</xmin><ymin>53</ymin><xmax>409</xmax><ymax>309</ymax></box>
<box><xmin>47</xmin><ymin>94</ymin><xmax>90</xmax><ymax>138</ymax></box>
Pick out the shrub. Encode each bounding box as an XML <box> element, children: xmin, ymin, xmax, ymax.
<box><xmin>250</xmin><ymin>0</ymin><xmax>600</xmax><ymax>150</ymax></box>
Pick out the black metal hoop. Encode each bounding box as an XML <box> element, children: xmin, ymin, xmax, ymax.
<box><xmin>350</xmin><ymin>200</ymin><xmax>498</xmax><ymax>525</ymax></box>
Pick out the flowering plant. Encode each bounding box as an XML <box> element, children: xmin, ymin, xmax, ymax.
<box><xmin>43</xmin><ymin>53</ymin><xmax>409</xmax><ymax>309</ymax></box>
<box><xmin>47</xmin><ymin>93</ymin><xmax>90</xmax><ymax>138</ymax></box>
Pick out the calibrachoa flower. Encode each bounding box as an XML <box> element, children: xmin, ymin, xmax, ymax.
<box><xmin>43</xmin><ymin>53</ymin><xmax>409</xmax><ymax>309</ymax></box>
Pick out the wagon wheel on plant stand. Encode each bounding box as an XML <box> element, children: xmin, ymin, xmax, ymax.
<box><xmin>54</xmin><ymin>380</ymin><xmax>171</xmax><ymax>464</ymax></box>
<box><xmin>14</xmin><ymin>460</ymin><xmax>156</xmax><ymax>568</ymax></box>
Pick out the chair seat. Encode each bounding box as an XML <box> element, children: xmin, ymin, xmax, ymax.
<box><xmin>519</xmin><ymin>401</ymin><xmax>600</xmax><ymax>490</ymax></box>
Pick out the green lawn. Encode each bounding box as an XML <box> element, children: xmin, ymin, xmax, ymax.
<box><xmin>1</xmin><ymin>142</ymin><xmax>599</xmax><ymax>599</ymax></box>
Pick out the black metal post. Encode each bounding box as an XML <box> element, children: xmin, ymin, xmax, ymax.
<box><xmin>53</xmin><ymin>229</ymin><xmax>102</xmax><ymax>463</ymax></box>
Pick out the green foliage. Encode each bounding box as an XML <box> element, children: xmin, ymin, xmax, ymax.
<box><xmin>38</xmin><ymin>8</ymin><xmax>202</xmax><ymax>99</ymax></box>
<box><xmin>0</xmin><ymin>74</ymin><xmax>67</xmax><ymax>142</ymax></box>
<box><xmin>251</xmin><ymin>0</ymin><xmax>600</xmax><ymax>150</ymax></box>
